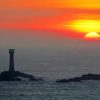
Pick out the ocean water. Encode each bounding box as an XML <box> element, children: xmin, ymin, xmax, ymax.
<box><xmin>0</xmin><ymin>49</ymin><xmax>100</xmax><ymax>100</ymax></box>
<box><xmin>0</xmin><ymin>80</ymin><xmax>100</xmax><ymax>100</ymax></box>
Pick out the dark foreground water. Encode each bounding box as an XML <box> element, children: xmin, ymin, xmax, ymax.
<box><xmin>0</xmin><ymin>80</ymin><xmax>100</xmax><ymax>100</ymax></box>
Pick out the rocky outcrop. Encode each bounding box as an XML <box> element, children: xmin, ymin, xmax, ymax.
<box><xmin>0</xmin><ymin>71</ymin><xmax>43</xmax><ymax>81</ymax></box>
<box><xmin>56</xmin><ymin>73</ymin><xmax>100</xmax><ymax>83</ymax></box>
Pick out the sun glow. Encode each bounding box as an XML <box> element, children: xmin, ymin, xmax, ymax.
<box><xmin>70</xmin><ymin>20</ymin><xmax>100</xmax><ymax>33</ymax></box>
<box><xmin>84</xmin><ymin>32</ymin><xmax>100</xmax><ymax>40</ymax></box>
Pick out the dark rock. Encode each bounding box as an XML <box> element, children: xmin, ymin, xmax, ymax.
<box><xmin>81</xmin><ymin>74</ymin><xmax>100</xmax><ymax>80</ymax></box>
<box><xmin>56</xmin><ymin>77</ymin><xmax>81</xmax><ymax>83</ymax></box>
<box><xmin>0</xmin><ymin>71</ymin><xmax>43</xmax><ymax>81</ymax></box>
<box><xmin>56</xmin><ymin>73</ymin><xmax>100</xmax><ymax>83</ymax></box>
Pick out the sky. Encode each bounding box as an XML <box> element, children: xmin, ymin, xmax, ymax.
<box><xmin>0</xmin><ymin>0</ymin><xmax>100</xmax><ymax>77</ymax></box>
<box><xmin>0</xmin><ymin>0</ymin><xmax>100</xmax><ymax>39</ymax></box>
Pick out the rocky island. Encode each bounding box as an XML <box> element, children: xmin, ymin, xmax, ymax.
<box><xmin>0</xmin><ymin>49</ymin><xmax>43</xmax><ymax>81</ymax></box>
<box><xmin>56</xmin><ymin>73</ymin><xmax>100</xmax><ymax>83</ymax></box>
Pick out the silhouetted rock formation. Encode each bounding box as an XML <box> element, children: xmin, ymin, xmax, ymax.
<box><xmin>0</xmin><ymin>71</ymin><xmax>38</xmax><ymax>81</ymax></box>
<box><xmin>56</xmin><ymin>73</ymin><xmax>100</xmax><ymax>83</ymax></box>
<box><xmin>0</xmin><ymin>49</ymin><xmax>43</xmax><ymax>81</ymax></box>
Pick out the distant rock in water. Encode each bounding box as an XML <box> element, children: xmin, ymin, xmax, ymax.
<box><xmin>56</xmin><ymin>73</ymin><xmax>100</xmax><ymax>83</ymax></box>
<box><xmin>0</xmin><ymin>49</ymin><xmax>44</xmax><ymax>81</ymax></box>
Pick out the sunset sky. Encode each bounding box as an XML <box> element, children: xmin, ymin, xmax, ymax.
<box><xmin>0</xmin><ymin>0</ymin><xmax>100</xmax><ymax>76</ymax></box>
<box><xmin>0</xmin><ymin>0</ymin><xmax>100</xmax><ymax>39</ymax></box>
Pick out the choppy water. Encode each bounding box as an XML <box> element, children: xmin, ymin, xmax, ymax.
<box><xmin>0</xmin><ymin>80</ymin><xmax>100</xmax><ymax>100</ymax></box>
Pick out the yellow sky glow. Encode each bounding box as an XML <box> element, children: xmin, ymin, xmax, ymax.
<box><xmin>69</xmin><ymin>20</ymin><xmax>100</xmax><ymax>33</ymax></box>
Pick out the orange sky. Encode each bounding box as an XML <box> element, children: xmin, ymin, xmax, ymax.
<box><xmin>0</xmin><ymin>0</ymin><xmax>100</xmax><ymax>9</ymax></box>
<box><xmin>0</xmin><ymin>0</ymin><xmax>100</xmax><ymax>39</ymax></box>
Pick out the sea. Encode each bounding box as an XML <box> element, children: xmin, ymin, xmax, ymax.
<box><xmin>0</xmin><ymin>50</ymin><xmax>100</xmax><ymax>100</ymax></box>
<box><xmin>0</xmin><ymin>80</ymin><xmax>100</xmax><ymax>100</ymax></box>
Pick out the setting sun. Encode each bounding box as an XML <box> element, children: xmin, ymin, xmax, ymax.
<box><xmin>84</xmin><ymin>32</ymin><xmax>100</xmax><ymax>40</ymax></box>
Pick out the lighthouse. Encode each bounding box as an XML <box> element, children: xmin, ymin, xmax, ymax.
<box><xmin>9</xmin><ymin>49</ymin><xmax>15</xmax><ymax>72</ymax></box>
<box><xmin>0</xmin><ymin>49</ymin><xmax>43</xmax><ymax>81</ymax></box>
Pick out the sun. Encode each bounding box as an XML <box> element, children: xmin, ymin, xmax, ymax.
<box><xmin>84</xmin><ymin>32</ymin><xmax>100</xmax><ymax>40</ymax></box>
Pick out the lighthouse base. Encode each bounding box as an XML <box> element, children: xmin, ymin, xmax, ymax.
<box><xmin>0</xmin><ymin>71</ymin><xmax>43</xmax><ymax>81</ymax></box>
